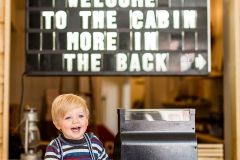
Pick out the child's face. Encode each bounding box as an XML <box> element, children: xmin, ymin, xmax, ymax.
<box><xmin>54</xmin><ymin>107</ymin><xmax>88</xmax><ymax>140</ymax></box>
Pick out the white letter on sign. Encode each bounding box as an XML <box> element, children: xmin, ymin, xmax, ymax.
<box><xmin>80</xmin><ymin>32</ymin><xmax>91</xmax><ymax>51</ymax></box>
<box><xmin>173</xmin><ymin>10</ymin><xmax>179</xmax><ymax>29</ymax></box>
<box><xmin>184</xmin><ymin>10</ymin><xmax>197</xmax><ymax>29</ymax></box>
<box><xmin>67</xmin><ymin>32</ymin><xmax>79</xmax><ymax>50</ymax></box>
<box><xmin>91</xmin><ymin>54</ymin><xmax>101</xmax><ymax>71</ymax></box>
<box><xmin>42</xmin><ymin>11</ymin><xmax>54</xmax><ymax>29</ymax></box>
<box><xmin>93</xmin><ymin>32</ymin><xmax>104</xmax><ymax>50</ymax></box>
<box><xmin>142</xmin><ymin>53</ymin><xmax>154</xmax><ymax>71</ymax></box>
<box><xmin>107</xmin><ymin>32</ymin><xmax>117</xmax><ymax>50</ymax></box>
<box><xmin>68</xmin><ymin>0</ymin><xmax>79</xmax><ymax>7</ymax></box>
<box><xmin>64</xmin><ymin>54</ymin><xmax>76</xmax><ymax>72</ymax></box>
<box><xmin>129</xmin><ymin>53</ymin><xmax>141</xmax><ymax>71</ymax></box>
<box><xmin>77</xmin><ymin>53</ymin><xmax>89</xmax><ymax>71</ymax></box>
<box><xmin>145</xmin><ymin>10</ymin><xmax>157</xmax><ymax>29</ymax></box>
<box><xmin>107</xmin><ymin>11</ymin><xmax>117</xmax><ymax>29</ymax></box>
<box><xmin>145</xmin><ymin>0</ymin><xmax>155</xmax><ymax>7</ymax></box>
<box><xmin>131</xmin><ymin>11</ymin><xmax>143</xmax><ymax>29</ymax></box>
<box><xmin>94</xmin><ymin>0</ymin><xmax>104</xmax><ymax>7</ymax></box>
<box><xmin>158</xmin><ymin>10</ymin><xmax>169</xmax><ymax>28</ymax></box>
<box><xmin>93</xmin><ymin>11</ymin><xmax>104</xmax><ymax>29</ymax></box>
<box><xmin>79</xmin><ymin>11</ymin><xmax>91</xmax><ymax>29</ymax></box>
<box><xmin>155</xmin><ymin>53</ymin><xmax>168</xmax><ymax>72</ymax></box>
<box><xmin>55</xmin><ymin>11</ymin><xmax>67</xmax><ymax>29</ymax></box>
<box><xmin>134</xmin><ymin>32</ymin><xmax>141</xmax><ymax>50</ymax></box>
<box><xmin>116</xmin><ymin>53</ymin><xmax>128</xmax><ymax>71</ymax></box>
<box><xmin>106</xmin><ymin>0</ymin><xmax>117</xmax><ymax>7</ymax></box>
<box><xmin>144</xmin><ymin>32</ymin><xmax>157</xmax><ymax>50</ymax></box>
<box><xmin>81</xmin><ymin>0</ymin><xmax>91</xmax><ymax>7</ymax></box>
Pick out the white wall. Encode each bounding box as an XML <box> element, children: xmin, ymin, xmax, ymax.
<box><xmin>101</xmin><ymin>77</ymin><xmax>125</xmax><ymax>135</ymax></box>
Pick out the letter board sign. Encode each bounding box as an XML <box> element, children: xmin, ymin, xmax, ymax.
<box><xmin>26</xmin><ymin>0</ymin><xmax>210</xmax><ymax>76</ymax></box>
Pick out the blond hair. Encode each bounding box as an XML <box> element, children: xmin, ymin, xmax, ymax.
<box><xmin>51</xmin><ymin>93</ymin><xmax>89</xmax><ymax>121</ymax></box>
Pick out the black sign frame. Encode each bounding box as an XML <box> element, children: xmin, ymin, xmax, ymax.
<box><xmin>25</xmin><ymin>0</ymin><xmax>211</xmax><ymax>76</ymax></box>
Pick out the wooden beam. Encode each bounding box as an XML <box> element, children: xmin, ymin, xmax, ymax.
<box><xmin>0</xmin><ymin>0</ymin><xmax>4</xmax><ymax>23</ymax></box>
<box><xmin>0</xmin><ymin>0</ymin><xmax>4</xmax><ymax>158</ymax></box>
<box><xmin>3</xmin><ymin>0</ymin><xmax>11</xmax><ymax>159</ymax></box>
<box><xmin>0</xmin><ymin>84</ymin><xmax>3</xmax><ymax>114</ymax></box>
<box><xmin>234</xmin><ymin>0</ymin><xmax>240</xmax><ymax>158</ymax></box>
<box><xmin>0</xmin><ymin>114</ymin><xmax>2</xmax><ymax>141</ymax></box>
<box><xmin>223</xmin><ymin>0</ymin><xmax>240</xmax><ymax>159</ymax></box>
<box><xmin>0</xmin><ymin>24</ymin><xmax>3</xmax><ymax>53</ymax></box>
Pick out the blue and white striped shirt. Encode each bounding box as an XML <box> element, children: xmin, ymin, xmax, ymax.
<box><xmin>44</xmin><ymin>133</ymin><xmax>109</xmax><ymax>160</ymax></box>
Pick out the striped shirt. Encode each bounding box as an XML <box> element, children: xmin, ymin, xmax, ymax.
<box><xmin>44</xmin><ymin>133</ymin><xmax>109</xmax><ymax>160</ymax></box>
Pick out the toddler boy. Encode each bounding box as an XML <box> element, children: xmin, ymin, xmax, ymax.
<box><xmin>44</xmin><ymin>93</ymin><xmax>109</xmax><ymax>160</ymax></box>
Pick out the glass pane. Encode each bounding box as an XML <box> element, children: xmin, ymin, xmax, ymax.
<box><xmin>41</xmin><ymin>0</ymin><xmax>52</xmax><ymax>7</ymax></box>
<box><xmin>170</xmin><ymin>0</ymin><xmax>182</xmax><ymax>7</ymax></box>
<box><xmin>185</xmin><ymin>0</ymin><xmax>207</xmax><ymax>7</ymax></box>
<box><xmin>28</xmin><ymin>33</ymin><xmax>40</xmax><ymax>50</ymax></box>
<box><xmin>117</xmin><ymin>11</ymin><xmax>129</xmax><ymax>28</ymax></box>
<box><xmin>159</xmin><ymin>32</ymin><xmax>170</xmax><ymax>50</ymax></box>
<box><xmin>168</xmin><ymin>53</ymin><xmax>181</xmax><ymax>72</ymax></box>
<box><xmin>29</xmin><ymin>11</ymin><xmax>41</xmax><ymax>29</ymax></box>
<box><xmin>197</xmin><ymin>10</ymin><xmax>208</xmax><ymax>29</ymax></box>
<box><xmin>198</xmin><ymin>32</ymin><xmax>207</xmax><ymax>50</ymax></box>
<box><xmin>125</xmin><ymin>109</ymin><xmax>190</xmax><ymax>121</ymax></box>
<box><xmin>119</xmin><ymin>32</ymin><xmax>130</xmax><ymax>50</ymax></box>
<box><xmin>170</xmin><ymin>33</ymin><xmax>182</xmax><ymax>50</ymax></box>
<box><xmin>42</xmin><ymin>33</ymin><xmax>53</xmax><ymax>50</ymax></box>
<box><xmin>40</xmin><ymin>54</ymin><xmax>51</xmax><ymax>71</ymax></box>
<box><xmin>55</xmin><ymin>0</ymin><xmax>66</xmax><ymax>7</ymax></box>
<box><xmin>58</xmin><ymin>33</ymin><xmax>67</xmax><ymax>50</ymax></box>
<box><xmin>184</xmin><ymin>32</ymin><xmax>195</xmax><ymax>50</ymax></box>
<box><xmin>180</xmin><ymin>53</ymin><xmax>195</xmax><ymax>72</ymax></box>
<box><xmin>50</xmin><ymin>54</ymin><xmax>63</xmax><ymax>71</ymax></box>
<box><xmin>29</xmin><ymin>0</ymin><xmax>40</xmax><ymax>7</ymax></box>
<box><xmin>102</xmin><ymin>54</ymin><xmax>115</xmax><ymax>71</ymax></box>
<box><xmin>40</xmin><ymin>54</ymin><xmax>63</xmax><ymax>71</ymax></box>
<box><xmin>158</xmin><ymin>0</ymin><xmax>169</xmax><ymax>7</ymax></box>
<box><xmin>69</xmin><ymin>11</ymin><xmax>81</xmax><ymax>28</ymax></box>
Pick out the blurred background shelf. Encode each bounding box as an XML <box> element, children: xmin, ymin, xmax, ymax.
<box><xmin>197</xmin><ymin>133</ymin><xmax>223</xmax><ymax>143</ymax></box>
<box><xmin>162</xmin><ymin>100</ymin><xmax>211</xmax><ymax>108</ymax></box>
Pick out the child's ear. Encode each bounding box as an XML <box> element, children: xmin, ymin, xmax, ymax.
<box><xmin>53</xmin><ymin>121</ymin><xmax>61</xmax><ymax>130</ymax></box>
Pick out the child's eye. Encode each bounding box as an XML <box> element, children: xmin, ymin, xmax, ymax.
<box><xmin>79</xmin><ymin>115</ymin><xmax>84</xmax><ymax>118</ymax></box>
<box><xmin>65</xmin><ymin>117</ymin><xmax>71</xmax><ymax>120</ymax></box>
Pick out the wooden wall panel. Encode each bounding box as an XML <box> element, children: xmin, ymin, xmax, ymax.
<box><xmin>2</xmin><ymin>0</ymin><xmax>10</xmax><ymax>159</ymax></box>
<box><xmin>0</xmin><ymin>24</ymin><xmax>3</xmax><ymax>53</ymax></box>
<box><xmin>0</xmin><ymin>0</ymin><xmax>4</xmax><ymax>159</ymax></box>
<box><xmin>0</xmin><ymin>84</ymin><xmax>3</xmax><ymax>114</ymax></box>
<box><xmin>0</xmin><ymin>122</ymin><xmax>2</xmax><ymax>160</ymax></box>
<box><xmin>0</xmin><ymin>53</ymin><xmax>3</xmax><ymax>85</ymax></box>
<box><xmin>0</xmin><ymin>0</ymin><xmax>4</xmax><ymax>23</ymax></box>
<box><xmin>223</xmin><ymin>0</ymin><xmax>240</xmax><ymax>159</ymax></box>
<box><xmin>0</xmin><ymin>53</ymin><xmax>3</xmax><ymax>70</ymax></box>
<box><xmin>0</xmin><ymin>144</ymin><xmax>2</xmax><ymax>160</ymax></box>
<box><xmin>0</xmin><ymin>114</ymin><xmax>2</xmax><ymax>142</ymax></box>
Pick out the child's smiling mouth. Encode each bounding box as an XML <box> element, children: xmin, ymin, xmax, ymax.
<box><xmin>71</xmin><ymin>127</ymin><xmax>80</xmax><ymax>132</ymax></box>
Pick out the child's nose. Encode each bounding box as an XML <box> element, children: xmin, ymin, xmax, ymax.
<box><xmin>73</xmin><ymin>117</ymin><xmax>80</xmax><ymax>123</ymax></box>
